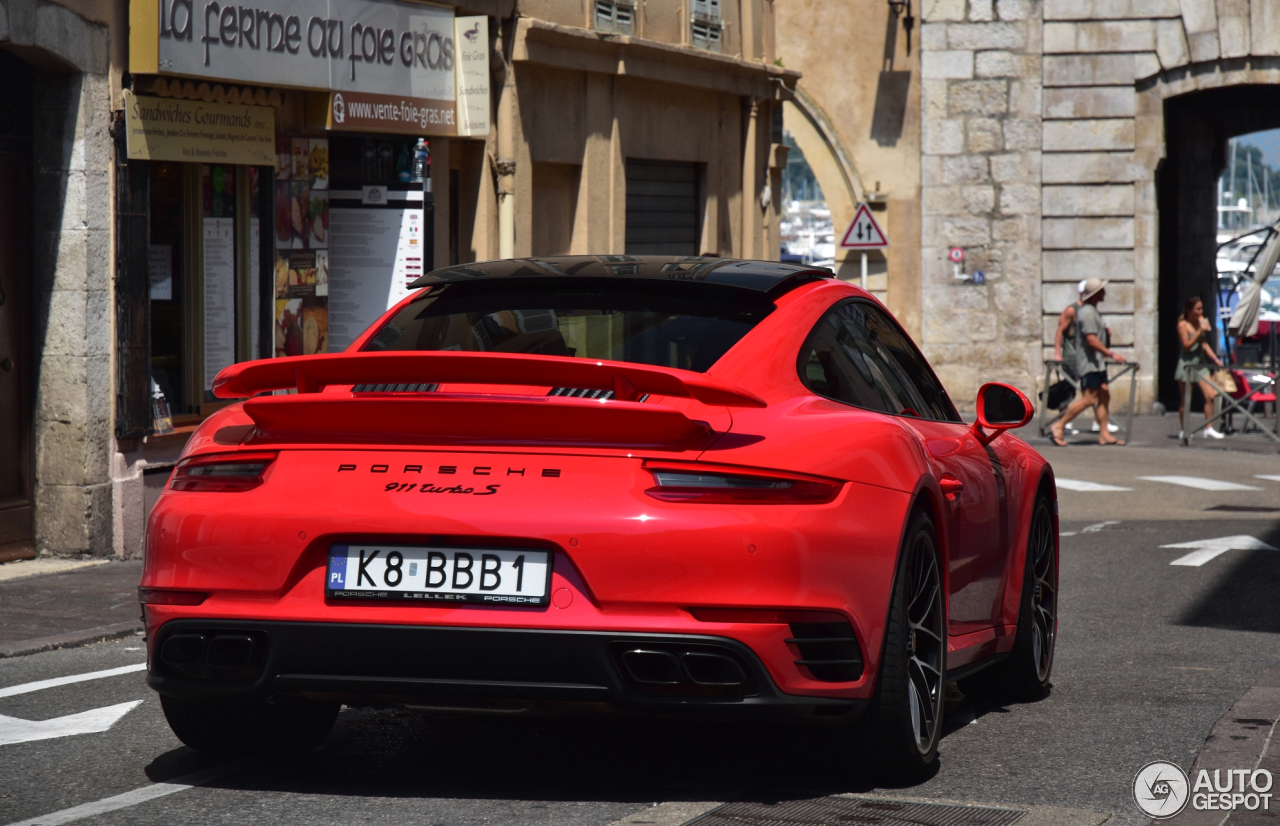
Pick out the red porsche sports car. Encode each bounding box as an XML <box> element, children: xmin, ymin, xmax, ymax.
<box><xmin>142</xmin><ymin>256</ymin><xmax>1058</xmax><ymax>779</ymax></box>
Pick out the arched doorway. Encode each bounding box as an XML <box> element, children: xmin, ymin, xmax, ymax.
<box><xmin>780</xmin><ymin>98</ymin><xmax>861</xmax><ymax>277</ymax></box>
<box><xmin>1155</xmin><ymin>84</ymin><xmax>1280</xmax><ymax>407</ymax></box>
<box><xmin>0</xmin><ymin>49</ymin><xmax>34</xmax><ymax>559</ymax></box>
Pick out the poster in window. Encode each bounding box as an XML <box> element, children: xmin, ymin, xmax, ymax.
<box><xmin>274</xmin><ymin>138</ymin><xmax>332</xmax><ymax>357</ymax></box>
<box><xmin>274</xmin><ymin>181</ymin><xmax>292</xmax><ymax>250</ymax></box>
<box><xmin>309</xmin><ymin>139</ymin><xmax>329</xmax><ymax>190</ymax></box>
<box><xmin>315</xmin><ymin>250</ymin><xmax>329</xmax><ymax>297</ymax></box>
<box><xmin>292</xmin><ymin>138</ymin><xmax>309</xmax><ymax>180</ymax></box>
<box><xmin>288</xmin><ymin>250</ymin><xmax>316</xmax><ymax>295</ymax></box>
<box><xmin>275</xmin><ymin>297</ymin><xmax>328</xmax><ymax>357</ymax></box>
<box><xmin>310</xmin><ymin>191</ymin><xmax>329</xmax><ymax>248</ymax></box>
<box><xmin>290</xmin><ymin>181</ymin><xmax>310</xmax><ymax>248</ymax></box>
<box><xmin>148</xmin><ymin>244</ymin><xmax>172</xmax><ymax>300</ymax></box>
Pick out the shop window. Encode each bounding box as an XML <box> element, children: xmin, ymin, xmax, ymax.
<box><xmin>594</xmin><ymin>0</ymin><xmax>634</xmax><ymax>35</ymax></box>
<box><xmin>272</xmin><ymin>138</ymin><xmax>331</xmax><ymax>360</ymax></box>
<box><xmin>142</xmin><ymin>135</ymin><xmax>434</xmax><ymax>428</ymax></box>
<box><xmin>304</xmin><ymin>136</ymin><xmax>432</xmax><ymax>354</ymax></box>
<box><xmin>148</xmin><ymin>162</ymin><xmax>270</xmax><ymax>423</ymax></box>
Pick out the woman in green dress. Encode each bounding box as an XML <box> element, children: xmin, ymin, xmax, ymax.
<box><xmin>1175</xmin><ymin>296</ymin><xmax>1226</xmax><ymax>439</ymax></box>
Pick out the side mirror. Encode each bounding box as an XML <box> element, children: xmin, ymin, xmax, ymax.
<box><xmin>973</xmin><ymin>382</ymin><xmax>1033</xmax><ymax>444</ymax></box>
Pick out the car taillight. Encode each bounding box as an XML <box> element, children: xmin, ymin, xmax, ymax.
<box><xmin>643</xmin><ymin>467</ymin><xmax>841</xmax><ymax>504</ymax></box>
<box><xmin>169</xmin><ymin>451</ymin><xmax>277</xmax><ymax>492</ymax></box>
<box><xmin>138</xmin><ymin>589</ymin><xmax>209</xmax><ymax>606</ymax></box>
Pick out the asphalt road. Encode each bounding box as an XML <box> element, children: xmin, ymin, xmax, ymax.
<box><xmin>2</xmin><ymin>443</ymin><xmax>1278</xmax><ymax>826</ymax></box>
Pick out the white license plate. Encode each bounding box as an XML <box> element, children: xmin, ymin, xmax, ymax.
<box><xmin>327</xmin><ymin>544</ymin><xmax>552</xmax><ymax>605</ymax></box>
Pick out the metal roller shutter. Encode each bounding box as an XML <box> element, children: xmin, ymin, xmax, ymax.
<box><xmin>625</xmin><ymin>160</ymin><xmax>700</xmax><ymax>255</ymax></box>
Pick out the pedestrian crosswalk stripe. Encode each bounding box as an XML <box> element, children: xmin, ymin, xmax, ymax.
<box><xmin>1137</xmin><ymin>475</ymin><xmax>1262</xmax><ymax>491</ymax></box>
<box><xmin>1055</xmin><ymin>479</ymin><xmax>1132</xmax><ymax>492</ymax></box>
<box><xmin>1256</xmin><ymin>475</ymin><xmax>1280</xmax><ymax>483</ymax></box>
<box><xmin>1</xmin><ymin>759</ymin><xmax>258</xmax><ymax>826</ymax></box>
<box><xmin>0</xmin><ymin>663</ymin><xmax>146</xmax><ymax>699</ymax></box>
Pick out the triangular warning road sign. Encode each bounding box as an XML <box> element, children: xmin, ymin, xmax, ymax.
<box><xmin>839</xmin><ymin>203</ymin><xmax>889</xmax><ymax>249</ymax></box>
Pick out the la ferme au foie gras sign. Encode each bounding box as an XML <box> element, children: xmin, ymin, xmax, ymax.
<box><xmin>131</xmin><ymin>0</ymin><xmax>488</xmax><ymax>136</ymax></box>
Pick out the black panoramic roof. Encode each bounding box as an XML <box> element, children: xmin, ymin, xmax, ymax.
<box><xmin>408</xmin><ymin>256</ymin><xmax>834</xmax><ymax>296</ymax></box>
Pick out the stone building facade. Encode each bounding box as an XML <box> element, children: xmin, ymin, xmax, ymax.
<box><xmin>0</xmin><ymin>0</ymin><xmax>117</xmax><ymax>560</ymax></box>
<box><xmin>780</xmin><ymin>0</ymin><xmax>1280</xmax><ymax>409</ymax></box>
<box><xmin>4</xmin><ymin>0</ymin><xmax>793</xmax><ymax>559</ymax></box>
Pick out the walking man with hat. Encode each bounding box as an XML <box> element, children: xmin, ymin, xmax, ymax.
<box><xmin>1053</xmin><ymin>279</ymin><xmax>1121</xmax><ymax>435</ymax></box>
<box><xmin>1050</xmin><ymin>278</ymin><xmax>1126</xmax><ymax>446</ymax></box>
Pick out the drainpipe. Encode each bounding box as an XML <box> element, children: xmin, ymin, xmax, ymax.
<box><xmin>495</xmin><ymin>25</ymin><xmax>517</xmax><ymax>260</ymax></box>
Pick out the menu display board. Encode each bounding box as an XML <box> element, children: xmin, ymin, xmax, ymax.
<box><xmin>327</xmin><ymin>192</ymin><xmax>424</xmax><ymax>352</ymax></box>
<box><xmin>202</xmin><ymin>218</ymin><xmax>236</xmax><ymax>391</ymax></box>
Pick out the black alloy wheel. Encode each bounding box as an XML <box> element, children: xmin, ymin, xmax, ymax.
<box><xmin>960</xmin><ymin>495</ymin><xmax>1058</xmax><ymax>702</ymax></box>
<box><xmin>861</xmin><ymin>508</ymin><xmax>946</xmax><ymax>781</ymax></box>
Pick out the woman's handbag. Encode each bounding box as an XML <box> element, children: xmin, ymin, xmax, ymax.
<box><xmin>1210</xmin><ymin>369</ymin><xmax>1238</xmax><ymax>394</ymax></box>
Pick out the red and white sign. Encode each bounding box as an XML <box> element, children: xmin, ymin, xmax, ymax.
<box><xmin>948</xmin><ymin>247</ymin><xmax>965</xmax><ymax>263</ymax></box>
<box><xmin>839</xmin><ymin>203</ymin><xmax>889</xmax><ymax>249</ymax></box>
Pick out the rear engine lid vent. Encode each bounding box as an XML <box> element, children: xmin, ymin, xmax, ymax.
<box><xmin>351</xmin><ymin>383</ymin><xmax>439</xmax><ymax>393</ymax></box>
<box><xmin>787</xmin><ymin>620</ymin><xmax>863</xmax><ymax>682</ymax></box>
<box><xmin>548</xmin><ymin>388</ymin><xmax>650</xmax><ymax>402</ymax></box>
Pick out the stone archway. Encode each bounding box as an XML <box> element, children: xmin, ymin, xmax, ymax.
<box><xmin>781</xmin><ymin>92</ymin><xmax>863</xmax><ymax>282</ymax></box>
<box><xmin>1140</xmin><ymin>61</ymin><xmax>1280</xmax><ymax>406</ymax></box>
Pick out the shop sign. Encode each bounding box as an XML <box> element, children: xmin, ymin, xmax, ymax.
<box><xmin>453</xmin><ymin>16</ymin><xmax>489</xmax><ymax>137</ymax></box>
<box><xmin>123</xmin><ymin>91</ymin><xmax>276</xmax><ymax>165</ymax></box>
<box><xmin>319</xmin><ymin>14</ymin><xmax>489</xmax><ymax>136</ymax></box>
<box><xmin>136</xmin><ymin>0</ymin><xmax>463</xmax><ymax>126</ymax></box>
<box><xmin>326</xmin><ymin>90</ymin><xmax>455</xmax><ymax>136</ymax></box>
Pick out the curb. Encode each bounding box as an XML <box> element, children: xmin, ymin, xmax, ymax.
<box><xmin>1165</xmin><ymin>659</ymin><xmax>1280</xmax><ymax>825</ymax></box>
<box><xmin>0</xmin><ymin>621</ymin><xmax>145</xmax><ymax>659</ymax></box>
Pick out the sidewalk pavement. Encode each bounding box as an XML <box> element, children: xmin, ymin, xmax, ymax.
<box><xmin>1167</xmin><ymin>659</ymin><xmax>1280</xmax><ymax>826</ymax></box>
<box><xmin>0</xmin><ymin>559</ymin><xmax>143</xmax><ymax>658</ymax></box>
<box><xmin>1026</xmin><ymin>412</ymin><xmax>1280</xmax><ymax>454</ymax></box>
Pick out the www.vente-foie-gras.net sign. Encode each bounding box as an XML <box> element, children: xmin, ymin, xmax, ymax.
<box><xmin>130</xmin><ymin>0</ymin><xmax>488</xmax><ymax>136</ymax></box>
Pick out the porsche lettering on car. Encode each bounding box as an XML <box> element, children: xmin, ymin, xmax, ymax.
<box><xmin>141</xmin><ymin>255</ymin><xmax>1058</xmax><ymax>779</ymax></box>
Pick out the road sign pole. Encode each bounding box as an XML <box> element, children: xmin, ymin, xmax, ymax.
<box><xmin>861</xmin><ymin>252</ymin><xmax>867</xmax><ymax>290</ymax></box>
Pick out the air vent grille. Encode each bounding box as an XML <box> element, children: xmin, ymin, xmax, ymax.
<box><xmin>548</xmin><ymin>388</ymin><xmax>651</xmax><ymax>402</ymax></box>
<box><xmin>787</xmin><ymin>621</ymin><xmax>863</xmax><ymax>682</ymax></box>
<box><xmin>351</xmin><ymin>383</ymin><xmax>439</xmax><ymax>393</ymax></box>
<box><xmin>549</xmin><ymin>388</ymin><xmax>616</xmax><ymax>400</ymax></box>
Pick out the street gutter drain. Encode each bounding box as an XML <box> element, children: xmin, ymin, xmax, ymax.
<box><xmin>686</xmin><ymin>797</ymin><xmax>1027</xmax><ymax>826</ymax></box>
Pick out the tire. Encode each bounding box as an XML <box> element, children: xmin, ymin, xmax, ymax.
<box><xmin>160</xmin><ymin>694</ymin><xmax>340</xmax><ymax>755</ymax></box>
<box><xmin>959</xmin><ymin>495</ymin><xmax>1057</xmax><ymax>703</ymax></box>
<box><xmin>860</xmin><ymin>508</ymin><xmax>946</xmax><ymax>782</ymax></box>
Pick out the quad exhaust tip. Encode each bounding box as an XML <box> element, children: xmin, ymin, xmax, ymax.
<box><xmin>620</xmin><ymin>648</ymin><xmax>747</xmax><ymax>687</ymax></box>
<box><xmin>160</xmin><ymin>632</ymin><xmax>259</xmax><ymax>672</ymax></box>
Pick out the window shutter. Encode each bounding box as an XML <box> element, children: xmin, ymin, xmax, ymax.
<box><xmin>625</xmin><ymin>160</ymin><xmax>700</xmax><ymax>256</ymax></box>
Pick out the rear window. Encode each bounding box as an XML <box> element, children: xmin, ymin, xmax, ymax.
<box><xmin>361</xmin><ymin>279</ymin><xmax>774</xmax><ymax>372</ymax></box>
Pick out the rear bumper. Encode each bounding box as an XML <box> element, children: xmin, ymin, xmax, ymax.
<box><xmin>146</xmin><ymin>619</ymin><xmax>866</xmax><ymax>722</ymax></box>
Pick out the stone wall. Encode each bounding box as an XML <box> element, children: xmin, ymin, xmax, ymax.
<box><xmin>3</xmin><ymin>0</ymin><xmax>115</xmax><ymax>556</ymax></box>
<box><xmin>919</xmin><ymin>0</ymin><xmax>1045</xmax><ymax>405</ymax></box>
<box><xmin>918</xmin><ymin>0</ymin><xmax>1280</xmax><ymax>409</ymax></box>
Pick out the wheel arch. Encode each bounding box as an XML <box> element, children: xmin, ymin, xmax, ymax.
<box><xmin>998</xmin><ymin>463</ymin><xmax>1058</xmax><ymax>629</ymax></box>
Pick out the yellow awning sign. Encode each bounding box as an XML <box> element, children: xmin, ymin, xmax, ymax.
<box><xmin>124</xmin><ymin>92</ymin><xmax>276</xmax><ymax>166</ymax></box>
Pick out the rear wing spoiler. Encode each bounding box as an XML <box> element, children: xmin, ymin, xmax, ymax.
<box><xmin>212</xmin><ymin>352</ymin><xmax>767</xmax><ymax>408</ymax></box>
